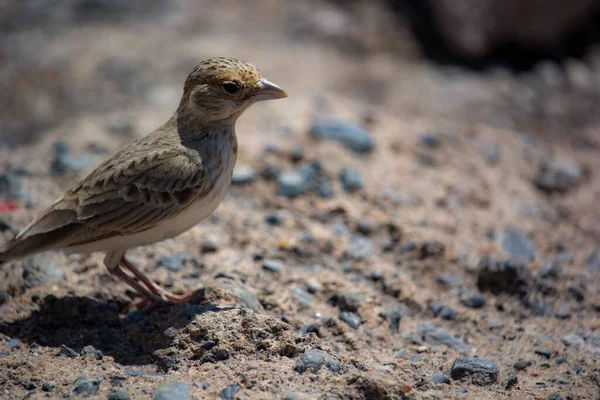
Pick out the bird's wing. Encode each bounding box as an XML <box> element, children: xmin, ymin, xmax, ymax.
<box><xmin>10</xmin><ymin>146</ymin><xmax>208</xmax><ymax>253</ymax></box>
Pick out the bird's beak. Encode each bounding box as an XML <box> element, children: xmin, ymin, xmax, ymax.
<box><xmin>252</xmin><ymin>78</ymin><xmax>288</xmax><ymax>101</ymax></box>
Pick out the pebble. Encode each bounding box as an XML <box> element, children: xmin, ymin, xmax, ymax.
<box><xmin>587</xmin><ymin>248</ymin><xmax>600</xmax><ymax>273</ymax></box>
<box><xmin>450</xmin><ymin>357</ymin><xmax>499</xmax><ymax>385</ymax></box>
<box><xmin>310</xmin><ymin>120</ymin><xmax>373</xmax><ymax>154</ymax></box>
<box><xmin>220</xmin><ymin>384</ymin><xmax>239</xmax><ymax>400</ymax></box>
<box><xmin>419</xmin><ymin>241</ymin><xmax>446</xmax><ymax>259</ymax></box>
<box><xmin>560</xmin><ymin>332</ymin><xmax>585</xmax><ymax>348</ymax></box>
<box><xmin>477</xmin><ymin>258</ymin><xmax>532</xmax><ymax>297</ymax></box>
<box><xmin>417</xmin><ymin>323</ymin><xmax>471</xmax><ymax>354</ymax></box>
<box><xmin>420</xmin><ymin>133</ymin><xmax>441</xmax><ymax>149</ymax></box>
<box><xmin>284</xmin><ymin>393</ymin><xmax>311</xmax><ymax>400</ymax></box>
<box><xmin>535</xmin><ymin>348</ymin><xmax>552</xmax><ymax>359</ymax></box>
<box><xmin>429</xmin><ymin>302</ymin><xmax>459</xmax><ymax>320</ymax></box>
<box><xmin>500</xmin><ymin>227</ymin><xmax>537</xmax><ymax>262</ymax></box>
<box><xmin>460</xmin><ymin>292</ymin><xmax>486</xmax><ymax>309</ymax></box>
<box><xmin>200</xmin><ymin>236</ymin><xmax>220</xmax><ymax>253</ymax></box>
<box><xmin>505</xmin><ymin>374</ymin><xmax>518</xmax><ymax>390</ymax></box>
<box><xmin>343</xmin><ymin>235</ymin><xmax>373</xmax><ymax>261</ymax></box>
<box><xmin>153</xmin><ymin>382</ymin><xmax>192</xmax><ymax>400</ymax></box>
<box><xmin>7</xmin><ymin>339</ymin><xmax>22</xmax><ymax>349</ymax></box>
<box><xmin>431</xmin><ymin>373</ymin><xmax>450</xmax><ymax>384</ymax></box>
<box><xmin>60</xmin><ymin>344</ymin><xmax>79</xmax><ymax>358</ymax></box>
<box><xmin>51</xmin><ymin>141</ymin><xmax>95</xmax><ymax>176</ymax></box>
<box><xmin>381</xmin><ymin>306</ymin><xmax>407</xmax><ymax>333</ymax></box>
<box><xmin>72</xmin><ymin>376</ymin><xmax>103</xmax><ymax>397</ymax></box>
<box><xmin>292</xmin><ymin>287</ymin><xmax>312</xmax><ymax>308</ymax></box>
<box><xmin>316</xmin><ymin>179</ymin><xmax>334</xmax><ymax>198</ymax></box>
<box><xmin>305</xmin><ymin>279</ymin><xmax>322</xmax><ymax>294</ymax></box>
<box><xmin>295</xmin><ymin>349</ymin><xmax>341</xmax><ymax>373</ymax></box>
<box><xmin>437</xmin><ymin>274</ymin><xmax>462</xmax><ymax>288</ymax></box>
<box><xmin>539</xmin><ymin>252</ymin><xmax>572</xmax><ymax>278</ymax></box>
<box><xmin>513</xmin><ymin>359</ymin><xmax>533</xmax><ymax>370</ymax></box>
<box><xmin>277</xmin><ymin>170</ymin><xmax>311</xmax><ymax>198</ymax></box>
<box><xmin>108</xmin><ymin>390</ymin><xmax>131</xmax><ymax>400</ymax></box>
<box><xmin>339</xmin><ymin>168</ymin><xmax>364</xmax><ymax>192</ymax></box>
<box><xmin>262</xmin><ymin>259</ymin><xmax>283</xmax><ymax>273</ymax></box>
<box><xmin>339</xmin><ymin>311</ymin><xmax>361</xmax><ymax>329</ymax></box>
<box><xmin>554</xmin><ymin>308</ymin><xmax>572</xmax><ymax>320</ymax></box>
<box><xmin>547</xmin><ymin>394</ymin><xmax>564</xmax><ymax>400</ymax></box>
<box><xmin>21</xmin><ymin>255</ymin><xmax>63</xmax><ymax>288</ymax></box>
<box><xmin>81</xmin><ymin>345</ymin><xmax>103</xmax><ymax>360</ymax></box>
<box><xmin>0</xmin><ymin>171</ymin><xmax>24</xmax><ymax>200</ymax></box>
<box><xmin>157</xmin><ymin>253</ymin><xmax>188</xmax><ymax>272</ymax></box>
<box><xmin>329</xmin><ymin>291</ymin><xmax>363</xmax><ymax>312</ymax></box>
<box><xmin>264</xmin><ymin>213</ymin><xmax>282</xmax><ymax>226</ymax></box>
<box><xmin>534</xmin><ymin>155</ymin><xmax>582</xmax><ymax>194</ymax></box>
<box><xmin>231</xmin><ymin>163</ymin><xmax>256</xmax><ymax>184</ymax></box>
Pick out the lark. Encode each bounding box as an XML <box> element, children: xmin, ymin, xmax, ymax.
<box><xmin>0</xmin><ymin>57</ymin><xmax>287</xmax><ymax>305</ymax></box>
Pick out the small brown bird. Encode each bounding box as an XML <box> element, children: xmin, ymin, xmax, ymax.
<box><xmin>0</xmin><ymin>57</ymin><xmax>287</xmax><ymax>305</ymax></box>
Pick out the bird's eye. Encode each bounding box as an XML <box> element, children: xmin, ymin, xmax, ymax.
<box><xmin>223</xmin><ymin>81</ymin><xmax>240</xmax><ymax>94</ymax></box>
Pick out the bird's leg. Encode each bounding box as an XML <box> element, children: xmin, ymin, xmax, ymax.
<box><xmin>104</xmin><ymin>251</ymin><xmax>165</xmax><ymax>304</ymax></box>
<box><xmin>120</xmin><ymin>256</ymin><xmax>194</xmax><ymax>303</ymax></box>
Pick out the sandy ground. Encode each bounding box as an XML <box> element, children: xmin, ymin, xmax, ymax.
<box><xmin>1</xmin><ymin>1</ymin><xmax>599</xmax><ymax>399</ymax></box>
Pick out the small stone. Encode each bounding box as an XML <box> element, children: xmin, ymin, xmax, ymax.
<box><xmin>153</xmin><ymin>382</ymin><xmax>192</xmax><ymax>400</ymax></box>
<box><xmin>284</xmin><ymin>393</ymin><xmax>311</xmax><ymax>400</ymax></box>
<box><xmin>539</xmin><ymin>252</ymin><xmax>572</xmax><ymax>278</ymax></box>
<box><xmin>535</xmin><ymin>348</ymin><xmax>552</xmax><ymax>359</ymax></box>
<box><xmin>328</xmin><ymin>291</ymin><xmax>363</xmax><ymax>312</ymax></box>
<box><xmin>0</xmin><ymin>172</ymin><xmax>24</xmax><ymax>200</ymax></box>
<box><xmin>460</xmin><ymin>293</ymin><xmax>486</xmax><ymax>309</ymax></box>
<box><xmin>560</xmin><ymin>332</ymin><xmax>585</xmax><ymax>348</ymax></box>
<box><xmin>316</xmin><ymin>179</ymin><xmax>334</xmax><ymax>198</ymax></box>
<box><xmin>534</xmin><ymin>155</ymin><xmax>582</xmax><ymax>194</ymax></box>
<box><xmin>547</xmin><ymin>394</ymin><xmax>564</xmax><ymax>400</ymax></box>
<box><xmin>295</xmin><ymin>349</ymin><xmax>341</xmax><ymax>373</ymax></box>
<box><xmin>356</xmin><ymin>220</ymin><xmax>374</xmax><ymax>236</ymax></box>
<box><xmin>220</xmin><ymin>384</ymin><xmax>239</xmax><ymax>400</ymax></box>
<box><xmin>264</xmin><ymin>213</ymin><xmax>282</xmax><ymax>226</ymax></box>
<box><xmin>339</xmin><ymin>311</ymin><xmax>361</xmax><ymax>329</ymax></box>
<box><xmin>41</xmin><ymin>383</ymin><xmax>54</xmax><ymax>392</ymax></box>
<box><xmin>51</xmin><ymin>141</ymin><xmax>95</xmax><ymax>176</ymax></box>
<box><xmin>73</xmin><ymin>377</ymin><xmax>102</xmax><ymax>397</ymax></box>
<box><xmin>339</xmin><ymin>168</ymin><xmax>364</xmax><ymax>192</ymax></box>
<box><xmin>587</xmin><ymin>249</ymin><xmax>600</xmax><ymax>273</ymax></box>
<box><xmin>505</xmin><ymin>375</ymin><xmax>518</xmax><ymax>390</ymax></box>
<box><xmin>200</xmin><ymin>236</ymin><xmax>219</xmax><ymax>253</ymax></box>
<box><xmin>292</xmin><ymin>287</ymin><xmax>312</xmax><ymax>309</ymax></box>
<box><xmin>513</xmin><ymin>359</ymin><xmax>533</xmax><ymax>370</ymax></box>
<box><xmin>157</xmin><ymin>253</ymin><xmax>188</xmax><ymax>272</ymax></box>
<box><xmin>277</xmin><ymin>170</ymin><xmax>311</xmax><ymax>198</ymax></box>
<box><xmin>7</xmin><ymin>339</ymin><xmax>21</xmax><ymax>349</ymax></box>
<box><xmin>431</xmin><ymin>373</ymin><xmax>450</xmax><ymax>384</ymax></box>
<box><xmin>486</xmin><ymin>320</ymin><xmax>504</xmax><ymax>330</ymax></box>
<box><xmin>429</xmin><ymin>302</ymin><xmax>459</xmax><ymax>320</ymax></box>
<box><xmin>500</xmin><ymin>228</ymin><xmax>537</xmax><ymax>262</ymax></box>
<box><xmin>299</xmin><ymin>323</ymin><xmax>320</xmax><ymax>336</ymax></box>
<box><xmin>343</xmin><ymin>235</ymin><xmax>373</xmax><ymax>261</ymax></box>
<box><xmin>450</xmin><ymin>357</ymin><xmax>499</xmax><ymax>386</ymax></box>
<box><xmin>555</xmin><ymin>308</ymin><xmax>572</xmax><ymax>320</ymax></box>
<box><xmin>477</xmin><ymin>258</ymin><xmax>533</xmax><ymax>297</ymax></box>
<box><xmin>305</xmin><ymin>279</ymin><xmax>322</xmax><ymax>294</ymax></box>
<box><xmin>231</xmin><ymin>163</ymin><xmax>256</xmax><ymax>184</ymax></box>
<box><xmin>420</xmin><ymin>133</ymin><xmax>441</xmax><ymax>149</ymax></box>
<box><xmin>567</xmin><ymin>285</ymin><xmax>585</xmax><ymax>302</ymax></box>
<box><xmin>418</xmin><ymin>323</ymin><xmax>471</xmax><ymax>354</ymax></box>
<box><xmin>419</xmin><ymin>241</ymin><xmax>445</xmax><ymax>259</ymax></box>
<box><xmin>22</xmin><ymin>255</ymin><xmax>63</xmax><ymax>288</ymax></box>
<box><xmin>61</xmin><ymin>344</ymin><xmax>79</xmax><ymax>358</ymax></box>
<box><xmin>437</xmin><ymin>274</ymin><xmax>462</xmax><ymax>288</ymax></box>
<box><xmin>262</xmin><ymin>259</ymin><xmax>283</xmax><ymax>273</ymax></box>
<box><xmin>108</xmin><ymin>389</ymin><xmax>131</xmax><ymax>400</ymax></box>
<box><xmin>310</xmin><ymin>120</ymin><xmax>373</xmax><ymax>154</ymax></box>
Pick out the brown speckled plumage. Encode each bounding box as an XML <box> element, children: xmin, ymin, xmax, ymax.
<box><xmin>0</xmin><ymin>57</ymin><xmax>287</xmax><ymax>305</ymax></box>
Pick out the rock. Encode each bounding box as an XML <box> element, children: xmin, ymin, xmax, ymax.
<box><xmin>72</xmin><ymin>377</ymin><xmax>102</xmax><ymax>397</ymax></box>
<box><xmin>535</xmin><ymin>348</ymin><xmax>552</xmax><ymax>359</ymax></box>
<box><xmin>284</xmin><ymin>393</ymin><xmax>311</xmax><ymax>400</ymax></box>
<box><xmin>220</xmin><ymin>384</ymin><xmax>239</xmax><ymax>400</ymax></box>
<box><xmin>343</xmin><ymin>236</ymin><xmax>374</xmax><ymax>261</ymax></box>
<box><xmin>231</xmin><ymin>163</ymin><xmax>256</xmax><ymax>184</ymax></box>
<box><xmin>420</xmin><ymin>133</ymin><xmax>441</xmax><ymax>149</ymax></box>
<box><xmin>431</xmin><ymin>373</ymin><xmax>450</xmax><ymax>384</ymax></box>
<box><xmin>200</xmin><ymin>236</ymin><xmax>220</xmax><ymax>253</ymax></box>
<box><xmin>380</xmin><ymin>306</ymin><xmax>407</xmax><ymax>333</ymax></box>
<box><xmin>153</xmin><ymin>382</ymin><xmax>192</xmax><ymax>400</ymax></box>
<box><xmin>429</xmin><ymin>302</ymin><xmax>459</xmax><ymax>320</ymax></box>
<box><xmin>157</xmin><ymin>253</ymin><xmax>188</xmax><ymax>272</ymax></box>
<box><xmin>209</xmin><ymin>276</ymin><xmax>265</xmax><ymax>313</ymax></box>
<box><xmin>295</xmin><ymin>349</ymin><xmax>342</xmax><ymax>373</ymax></box>
<box><xmin>60</xmin><ymin>344</ymin><xmax>78</xmax><ymax>358</ymax></box>
<box><xmin>534</xmin><ymin>156</ymin><xmax>582</xmax><ymax>194</ymax></box>
<box><xmin>108</xmin><ymin>390</ymin><xmax>131</xmax><ymax>400</ymax></box>
<box><xmin>437</xmin><ymin>274</ymin><xmax>462</xmax><ymax>288</ymax></box>
<box><xmin>425</xmin><ymin>0</ymin><xmax>594</xmax><ymax>58</ymax></box>
<box><xmin>316</xmin><ymin>179</ymin><xmax>334</xmax><ymax>198</ymax></box>
<box><xmin>356</xmin><ymin>220</ymin><xmax>374</xmax><ymax>236</ymax></box>
<box><xmin>262</xmin><ymin>259</ymin><xmax>283</xmax><ymax>273</ymax></box>
<box><xmin>419</xmin><ymin>241</ymin><xmax>446</xmax><ymax>259</ymax></box>
<box><xmin>539</xmin><ymin>252</ymin><xmax>572</xmax><ymax>278</ymax></box>
<box><xmin>291</xmin><ymin>287</ymin><xmax>312</xmax><ymax>309</ymax></box>
<box><xmin>264</xmin><ymin>213</ymin><xmax>282</xmax><ymax>226</ymax></box>
<box><xmin>51</xmin><ymin>141</ymin><xmax>95</xmax><ymax>176</ymax></box>
<box><xmin>513</xmin><ymin>359</ymin><xmax>533</xmax><ymax>370</ymax></box>
<box><xmin>7</xmin><ymin>339</ymin><xmax>21</xmax><ymax>349</ymax></box>
<box><xmin>450</xmin><ymin>357</ymin><xmax>499</xmax><ymax>386</ymax></box>
<box><xmin>499</xmin><ymin>228</ymin><xmax>537</xmax><ymax>262</ymax></box>
<box><xmin>305</xmin><ymin>279</ymin><xmax>322</xmax><ymax>294</ymax></box>
<box><xmin>561</xmin><ymin>332</ymin><xmax>585</xmax><ymax>348</ymax></box>
<box><xmin>21</xmin><ymin>255</ymin><xmax>63</xmax><ymax>288</ymax></box>
<box><xmin>477</xmin><ymin>258</ymin><xmax>533</xmax><ymax>298</ymax></box>
<box><xmin>547</xmin><ymin>394</ymin><xmax>564</xmax><ymax>400</ymax></box>
<box><xmin>339</xmin><ymin>168</ymin><xmax>364</xmax><ymax>192</ymax></box>
<box><xmin>417</xmin><ymin>323</ymin><xmax>471</xmax><ymax>354</ymax></box>
<box><xmin>277</xmin><ymin>170</ymin><xmax>311</xmax><ymax>198</ymax></box>
<box><xmin>310</xmin><ymin>120</ymin><xmax>373</xmax><ymax>154</ymax></box>
<box><xmin>0</xmin><ymin>217</ymin><xmax>12</xmax><ymax>233</ymax></box>
<box><xmin>505</xmin><ymin>374</ymin><xmax>518</xmax><ymax>390</ymax></box>
<box><xmin>339</xmin><ymin>311</ymin><xmax>362</xmax><ymax>329</ymax></box>
<box><xmin>555</xmin><ymin>308</ymin><xmax>572</xmax><ymax>320</ymax></box>
<box><xmin>587</xmin><ymin>249</ymin><xmax>600</xmax><ymax>273</ymax></box>
<box><xmin>328</xmin><ymin>291</ymin><xmax>363</xmax><ymax>312</ymax></box>
<box><xmin>0</xmin><ymin>171</ymin><xmax>24</xmax><ymax>200</ymax></box>
<box><xmin>460</xmin><ymin>292</ymin><xmax>486</xmax><ymax>309</ymax></box>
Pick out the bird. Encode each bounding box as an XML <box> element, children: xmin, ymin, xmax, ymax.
<box><xmin>0</xmin><ymin>57</ymin><xmax>287</xmax><ymax>306</ymax></box>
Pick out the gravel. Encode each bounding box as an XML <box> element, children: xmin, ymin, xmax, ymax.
<box><xmin>295</xmin><ymin>349</ymin><xmax>342</xmax><ymax>373</ymax></box>
<box><xmin>310</xmin><ymin>120</ymin><xmax>373</xmax><ymax>154</ymax></box>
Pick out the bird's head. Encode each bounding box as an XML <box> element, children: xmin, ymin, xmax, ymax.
<box><xmin>179</xmin><ymin>57</ymin><xmax>287</xmax><ymax>124</ymax></box>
